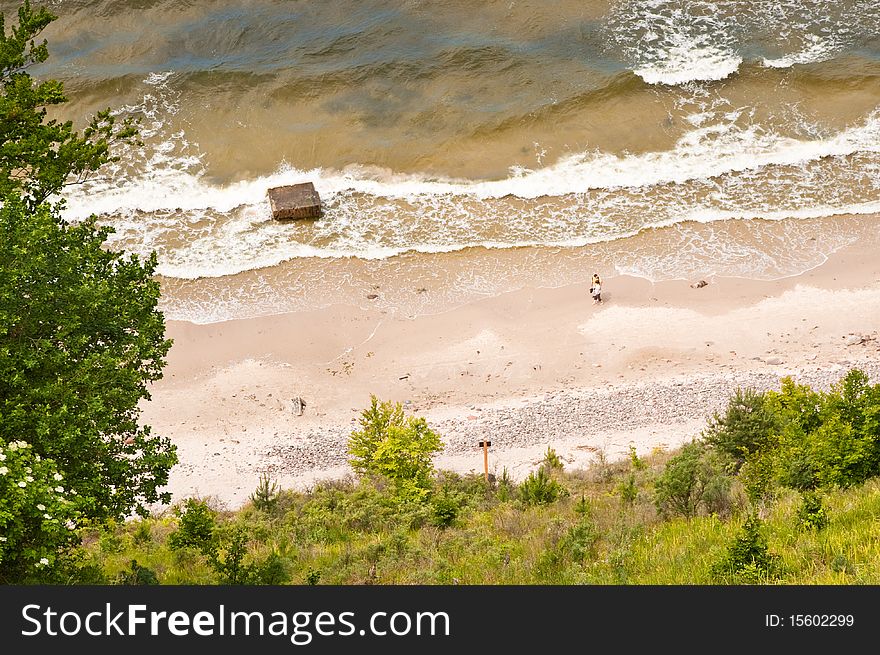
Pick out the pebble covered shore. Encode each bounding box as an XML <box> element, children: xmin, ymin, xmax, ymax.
<box><xmin>260</xmin><ymin>352</ymin><xmax>880</xmax><ymax>481</ymax></box>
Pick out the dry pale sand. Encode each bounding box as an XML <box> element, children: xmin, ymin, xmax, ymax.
<box><xmin>141</xmin><ymin>231</ymin><xmax>880</xmax><ymax>510</ymax></box>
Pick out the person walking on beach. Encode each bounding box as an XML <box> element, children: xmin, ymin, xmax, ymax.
<box><xmin>590</xmin><ymin>273</ymin><xmax>602</xmax><ymax>304</ymax></box>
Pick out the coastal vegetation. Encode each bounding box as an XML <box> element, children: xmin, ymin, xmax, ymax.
<box><xmin>0</xmin><ymin>2</ymin><xmax>176</xmax><ymax>583</ymax></box>
<box><xmin>76</xmin><ymin>369</ymin><xmax>880</xmax><ymax>585</ymax></box>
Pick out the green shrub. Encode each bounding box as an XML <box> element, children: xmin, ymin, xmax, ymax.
<box><xmin>0</xmin><ymin>439</ymin><xmax>83</xmax><ymax>582</ymax></box>
<box><xmin>543</xmin><ymin>447</ymin><xmax>564</xmax><ymax>471</ymax></box>
<box><xmin>169</xmin><ymin>499</ymin><xmax>218</xmax><ymax>554</ymax></box>
<box><xmin>767</xmin><ymin>371</ymin><xmax>880</xmax><ymax>492</ymax></box>
<box><xmin>712</xmin><ymin>514</ymin><xmax>778</xmax><ymax>582</ymax></box>
<box><xmin>132</xmin><ymin>521</ymin><xmax>152</xmax><ymax>547</ymax></box>
<box><xmin>560</xmin><ymin>518</ymin><xmax>599</xmax><ymax>562</ymax></box>
<box><xmin>519</xmin><ymin>467</ymin><xmax>567</xmax><ymax>506</ymax></box>
<box><xmin>704</xmin><ymin>388</ymin><xmax>778</xmax><ymax>469</ymax></box>
<box><xmin>430</xmin><ymin>487</ymin><xmax>463</xmax><ymax>528</ymax></box>
<box><xmin>256</xmin><ymin>552</ymin><xmax>289</xmax><ymax>585</ymax></box>
<box><xmin>574</xmin><ymin>494</ymin><xmax>592</xmax><ymax>517</ymax></box>
<box><xmin>116</xmin><ymin>560</ymin><xmax>159</xmax><ymax>585</ymax></box>
<box><xmin>653</xmin><ymin>440</ymin><xmax>733</xmax><ymax>518</ymax></box>
<box><xmin>617</xmin><ymin>473</ymin><xmax>638</xmax><ymax>508</ymax></box>
<box><xmin>496</xmin><ymin>467</ymin><xmax>514</xmax><ymax>502</ymax></box>
<box><xmin>796</xmin><ymin>491</ymin><xmax>829</xmax><ymax>531</ymax></box>
<box><xmin>250</xmin><ymin>472</ymin><xmax>280</xmax><ymax>512</ymax></box>
<box><xmin>628</xmin><ymin>445</ymin><xmax>647</xmax><ymax>471</ymax></box>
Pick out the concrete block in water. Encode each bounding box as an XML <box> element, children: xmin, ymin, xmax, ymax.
<box><xmin>267</xmin><ymin>182</ymin><xmax>322</xmax><ymax>220</ymax></box>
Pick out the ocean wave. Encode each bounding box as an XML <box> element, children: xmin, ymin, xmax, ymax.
<box><xmin>634</xmin><ymin>49</ymin><xmax>741</xmax><ymax>85</ymax></box>
<box><xmin>62</xmin><ymin>104</ymin><xmax>880</xmax><ymax>219</ymax></box>
<box><xmin>51</xmin><ymin>69</ymin><xmax>880</xmax><ymax>281</ymax></box>
<box><xmin>761</xmin><ymin>34</ymin><xmax>841</xmax><ymax>69</ymax></box>
<box><xmin>606</xmin><ymin>0</ymin><xmax>880</xmax><ymax>84</ymax></box>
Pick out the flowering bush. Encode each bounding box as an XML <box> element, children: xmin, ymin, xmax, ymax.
<box><xmin>0</xmin><ymin>439</ymin><xmax>81</xmax><ymax>582</ymax></box>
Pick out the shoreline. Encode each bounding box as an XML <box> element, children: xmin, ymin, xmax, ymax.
<box><xmin>142</xmin><ymin>231</ymin><xmax>880</xmax><ymax>509</ymax></box>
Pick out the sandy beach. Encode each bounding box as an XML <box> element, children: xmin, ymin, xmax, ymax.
<box><xmin>141</xmin><ymin>226</ymin><xmax>880</xmax><ymax>510</ymax></box>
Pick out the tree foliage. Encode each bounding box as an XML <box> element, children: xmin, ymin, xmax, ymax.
<box><xmin>348</xmin><ymin>396</ymin><xmax>443</xmax><ymax>499</ymax></box>
<box><xmin>652</xmin><ymin>440</ymin><xmax>733</xmax><ymax>518</ymax></box>
<box><xmin>0</xmin><ymin>1</ymin><xmax>138</xmax><ymax>207</ymax></box>
<box><xmin>766</xmin><ymin>372</ymin><xmax>880</xmax><ymax>492</ymax></box>
<box><xmin>0</xmin><ymin>438</ymin><xmax>81</xmax><ymax>582</ymax></box>
<box><xmin>0</xmin><ymin>198</ymin><xmax>176</xmax><ymax>521</ymax></box>
<box><xmin>0</xmin><ymin>2</ymin><xmax>174</xmax><ymax>581</ymax></box>
<box><xmin>699</xmin><ymin>370</ymin><xmax>880</xmax><ymax>499</ymax></box>
<box><xmin>703</xmin><ymin>387</ymin><xmax>778</xmax><ymax>470</ymax></box>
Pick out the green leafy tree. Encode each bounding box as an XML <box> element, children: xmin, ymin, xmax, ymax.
<box><xmin>348</xmin><ymin>396</ymin><xmax>443</xmax><ymax>499</ymax></box>
<box><xmin>0</xmin><ymin>1</ymin><xmax>138</xmax><ymax>207</ymax></box>
<box><xmin>767</xmin><ymin>373</ymin><xmax>880</xmax><ymax>492</ymax></box>
<box><xmin>0</xmin><ymin>198</ymin><xmax>176</xmax><ymax>522</ymax></box>
<box><xmin>0</xmin><ymin>3</ymin><xmax>174</xmax><ymax>581</ymax></box>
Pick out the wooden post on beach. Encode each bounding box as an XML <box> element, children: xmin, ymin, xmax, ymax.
<box><xmin>478</xmin><ymin>440</ymin><xmax>491</xmax><ymax>482</ymax></box>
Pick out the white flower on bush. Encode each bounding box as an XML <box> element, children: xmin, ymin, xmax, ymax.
<box><xmin>25</xmin><ymin>475</ymin><xmax>34</xmax><ymax>482</ymax></box>
<box><xmin>0</xmin><ymin>466</ymin><xmax>7</xmax><ymax>475</ymax></box>
<box><xmin>43</xmin><ymin>513</ymin><xmax>52</xmax><ymax>520</ymax></box>
<box><xmin>0</xmin><ymin>452</ymin><xmax>6</xmax><ymax>460</ymax></box>
<box><xmin>18</xmin><ymin>481</ymin><xmax>26</xmax><ymax>488</ymax></box>
<box><xmin>55</xmin><ymin>486</ymin><xmax>64</xmax><ymax>493</ymax></box>
<box><xmin>37</xmin><ymin>504</ymin><xmax>45</xmax><ymax>511</ymax></box>
<box><xmin>37</xmin><ymin>558</ymin><xmax>49</xmax><ymax>567</ymax></box>
<box><xmin>53</xmin><ymin>473</ymin><xmax>63</xmax><ymax>481</ymax></box>
<box><xmin>0</xmin><ymin>536</ymin><xmax>6</xmax><ymax>542</ymax></box>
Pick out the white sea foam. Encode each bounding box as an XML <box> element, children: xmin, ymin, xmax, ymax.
<box><xmin>57</xmin><ymin>69</ymin><xmax>880</xmax><ymax>282</ymax></box>
<box><xmin>634</xmin><ymin>48</ymin><xmax>742</xmax><ymax>85</ymax></box>
<box><xmin>63</xmin><ymin>108</ymin><xmax>880</xmax><ymax>217</ymax></box>
<box><xmin>762</xmin><ymin>34</ymin><xmax>840</xmax><ymax>68</ymax></box>
<box><xmin>607</xmin><ymin>0</ymin><xmax>880</xmax><ymax>84</ymax></box>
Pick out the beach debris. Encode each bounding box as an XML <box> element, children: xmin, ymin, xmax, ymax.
<box><xmin>398</xmin><ymin>374</ymin><xmax>409</xmax><ymax>380</ymax></box>
<box><xmin>843</xmin><ymin>333</ymin><xmax>874</xmax><ymax>347</ymax></box>
<box><xmin>366</xmin><ymin>293</ymin><xmax>379</xmax><ymax>300</ymax></box>
<box><xmin>267</xmin><ymin>182</ymin><xmax>322</xmax><ymax>220</ymax></box>
<box><xmin>764</xmin><ymin>356</ymin><xmax>784</xmax><ymax>365</ymax></box>
<box><xmin>291</xmin><ymin>396</ymin><xmax>306</xmax><ymax>416</ymax></box>
<box><xmin>690</xmin><ymin>280</ymin><xmax>708</xmax><ymax>288</ymax></box>
<box><xmin>415</xmin><ymin>287</ymin><xmax>427</xmax><ymax>294</ymax></box>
